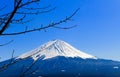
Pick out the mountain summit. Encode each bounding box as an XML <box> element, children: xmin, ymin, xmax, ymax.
<box><xmin>18</xmin><ymin>40</ymin><xmax>97</xmax><ymax>60</ymax></box>
<box><xmin>0</xmin><ymin>40</ymin><xmax>120</xmax><ymax>77</ymax></box>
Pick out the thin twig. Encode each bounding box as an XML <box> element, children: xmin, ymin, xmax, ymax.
<box><xmin>0</xmin><ymin>40</ymin><xmax>13</xmax><ymax>46</ymax></box>
<box><xmin>22</xmin><ymin>5</ymin><xmax>51</xmax><ymax>10</ymax></box>
<box><xmin>19</xmin><ymin>57</ymin><xmax>41</xmax><ymax>77</ymax></box>
<box><xmin>1</xmin><ymin>8</ymin><xmax>80</xmax><ymax>36</ymax></box>
<box><xmin>9</xmin><ymin>50</ymin><xmax>15</xmax><ymax>63</ymax></box>
<box><xmin>16</xmin><ymin>7</ymin><xmax>56</xmax><ymax>15</ymax></box>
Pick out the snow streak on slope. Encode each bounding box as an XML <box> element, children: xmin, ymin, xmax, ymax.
<box><xmin>17</xmin><ymin>40</ymin><xmax>97</xmax><ymax>60</ymax></box>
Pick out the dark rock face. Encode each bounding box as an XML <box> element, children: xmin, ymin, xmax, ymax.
<box><xmin>0</xmin><ymin>56</ymin><xmax>120</xmax><ymax>77</ymax></box>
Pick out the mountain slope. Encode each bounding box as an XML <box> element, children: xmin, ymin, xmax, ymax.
<box><xmin>0</xmin><ymin>40</ymin><xmax>120</xmax><ymax>77</ymax></box>
<box><xmin>0</xmin><ymin>56</ymin><xmax>120</xmax><ymax>77</ymax></box>
<box><xmin>17</xmin><ymin>40</ymin><xmax>97</xmax><ymax>60</ymax></box>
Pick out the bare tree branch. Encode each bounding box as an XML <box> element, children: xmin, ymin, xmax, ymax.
<box><xmin>0</xmin><ymin>40</ymin><xmax>13</xmax><ymax>46</ymax></box>
<box><xmin>9</xmin><ymin>50</ymin><xmax>15</xmax><ymax>63</ymax></box>
<box><xmin>19</xmin><ymin>57</ymin><xmax>41</xmax><ymax>77</ymax></box>
<box><xmin>1</xmin><ymin>8</ymin><xmax>80</xmax><ymax>36</ymax></box>
<box><xmin>18</xmin><ymin>0</ymin><xmax>40</xmax><ymax>8</ymax></box>
<box><xmin>22</xmin><ymin>5</ymin><xmax>51</xmax><ymax>10</ymax></box>
<box><xmin>54</xmin><ymin>25</ymin><xmax>77</xmax><ymax>29</ymax></box>
<box><xmin>16</xmin><ymin>7</ymin><xmax>56</xmax><ymax>15</ymax></box>
<box><xmin>0</xmin><ymin>13</ymin><xmax>10</xmax><ymax>18</ymax></box>
<box><xmin>0</xmin><ymin>0</ymin><xmax>22</xmax><ymax>35</ymax></box>
<box><xmin>12</xmin><ymin>15</ymin><xmax>26</xmax><ymax>22</ymax></box>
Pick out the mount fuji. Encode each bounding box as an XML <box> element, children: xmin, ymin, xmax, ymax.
<box><xmin>17</xmin><ymin>40</ymin><xmax>97</xmax><ymax>60</ymax></box>
<box><xmin>0</xmin><ymin>40</ymin><xmax>120</xmax><ymax>77</ymax></box>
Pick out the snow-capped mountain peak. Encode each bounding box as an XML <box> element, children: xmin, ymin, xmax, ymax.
<box><xmin>17</xmin><ymin>40</ymin><xmax>97</xmax><ymax>60</ymax></box>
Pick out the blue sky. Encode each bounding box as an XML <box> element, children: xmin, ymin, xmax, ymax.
<box><xmin>0</xmin><ymin>0</ymin><xmax>120</xmax><ymax>61</ymax></box>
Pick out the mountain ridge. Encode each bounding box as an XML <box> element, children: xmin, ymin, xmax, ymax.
<box><xmin>0</xmin><ymin>40</ymin><xmax>120</xmax><ymax>77</ymax></box>
<box><xmin>17</xmin><ymin>40</ymin><xmax>97</xmax><ymax>60</ymax></box>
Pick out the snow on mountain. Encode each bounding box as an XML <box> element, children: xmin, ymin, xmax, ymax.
<box><xmin>17</xmin><ymin>40</ymin><xmax>97</xmax><ymax>60</ymax></box>
<box><xmin>1</xmin><ymin>40</ymin><xmax>120</xmax><ymax>77</ymax></box>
